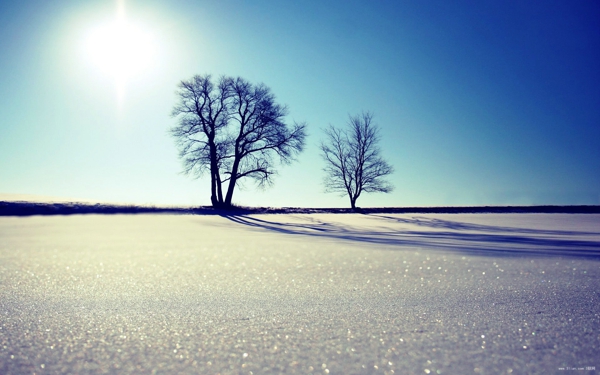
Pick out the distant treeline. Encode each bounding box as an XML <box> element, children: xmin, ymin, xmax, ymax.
<box><xmin>1</xmin><ymin>201</ymin><xmax>599</xmax><ymax>216</ymax></box>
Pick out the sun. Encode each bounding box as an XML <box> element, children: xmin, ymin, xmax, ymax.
<box><xmin>85</xmin><ymin>1</ymin><xmax>155</xmax><ymax>100</ymax></box>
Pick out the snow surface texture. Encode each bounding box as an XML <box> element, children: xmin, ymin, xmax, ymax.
<box><xmin>1</xmin><ymin>213</ymin><xmax>599</xmax><ymax>374</ymax></box>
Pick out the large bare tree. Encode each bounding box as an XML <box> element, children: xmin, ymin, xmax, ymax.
<box><xmin>171</xmin><ymin>74</ymin><xmax>306</xmax><ymax>208</ymax></box>
<box><xmin>320</xmin><ymin>112</ymin><xmax>393</xmax><ymax>209</ymax></box>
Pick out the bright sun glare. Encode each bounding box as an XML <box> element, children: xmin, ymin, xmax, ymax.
<box><xmin>85</xmin><ymin>1</ymin><xmax>155</xmax><ymax>101</ymax></box>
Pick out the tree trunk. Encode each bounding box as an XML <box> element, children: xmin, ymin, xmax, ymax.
<box><xmin>209</xmin><ymin>142</ymin><xmax>221</xmax><ymax>208</ymax></box>
<box><xmin>224</xmin><ymin>157</ymin><xmax>241</xmax><ymax>207</ymax></box>
<box><xmin>210</xmin><ymin>170</ymin><xmax>219</xmax><ymax>207</ymax></box>
<box><xmin>210</xmin><ymin>170</ymin><xmax>224</xmax><ymax>208</ymax></box>
<box><xmin>216</xmin><ymin>173</ymin><xmax>224</xmax><ymax>205</ymax></box>
<box><xmin>224</xmin><ymin>177</ymin><xmax>236</xmax><ymax>207</ymax></box>
<box><xmin>208</xmin><ymin>137</ymin><xmax>226</xmax><ymax>208</ymax></box>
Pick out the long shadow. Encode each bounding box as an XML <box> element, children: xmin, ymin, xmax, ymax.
<box><xmin>370</xmin><ymin>215</ymin><xmax>600</xmax><ymax>236</ymax></box>
<box><xmin>220</xmin><ymin>214</ymin><xmax>600</xmax><ymax>259</ymax></box>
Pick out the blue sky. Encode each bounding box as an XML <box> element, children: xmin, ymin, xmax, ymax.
<box><xmin>0</xmin><ymin>0</ymin><xmax>599</xmax><ymax>207</ymax></box>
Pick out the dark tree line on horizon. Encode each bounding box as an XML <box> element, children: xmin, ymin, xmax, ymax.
<box><xmin>170</xmin><ymin>74</ymin><xmax>392</xmax><ymax>209</ymax></box>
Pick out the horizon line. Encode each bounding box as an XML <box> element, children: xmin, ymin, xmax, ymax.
<box><xmin>1</xmin><ymin>200</ymin><xmax>599</xmax><ymax>216</ymax></box>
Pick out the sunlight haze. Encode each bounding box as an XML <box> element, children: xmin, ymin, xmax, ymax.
<box><xmin>83</xmin><ymin>0</ymin><xmax>157</xmax><ymax>103</ymax></box>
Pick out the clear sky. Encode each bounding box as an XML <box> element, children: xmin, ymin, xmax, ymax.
<box><xmin>1</xmin><ymin>0</ymin><xmax>599</xmax><ymax>207</ymax></box>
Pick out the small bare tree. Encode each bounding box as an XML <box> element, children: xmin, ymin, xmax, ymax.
<box><xmin>320</xmin><ymin>112</ymin><xmax>393</xmax><ymax>209</ymax></box>
<box><xmin>171</xmin><ymin>74</ymin><xmax>306</xmax><ymax>208</ymax></box>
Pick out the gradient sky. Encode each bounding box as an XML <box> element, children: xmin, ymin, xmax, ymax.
<box><xmin>1</xmin><ymin>0</ymin><xmax>599</xmax><ymax>207</ymax></box>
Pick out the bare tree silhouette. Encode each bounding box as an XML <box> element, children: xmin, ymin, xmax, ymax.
<box><xmin>320</xmin><ymin>112</ymin><xmax>393</xmax><ymax>209</ymax></box>
<box><xmin>171</xmin><ymin>74</ymin><xmax>307</xmax><ymax>208</ymax></box>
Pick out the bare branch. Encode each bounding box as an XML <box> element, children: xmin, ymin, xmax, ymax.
<box><xmin>170</xmin><ymin>74</ymin><xmax>307</xmax><ymax>207</ymax></box>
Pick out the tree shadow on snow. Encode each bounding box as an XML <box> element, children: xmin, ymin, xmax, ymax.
<box><xmin>220</xmin><ymin>214</ymin><xmax>600</xmax><ymax>259</ymax></box>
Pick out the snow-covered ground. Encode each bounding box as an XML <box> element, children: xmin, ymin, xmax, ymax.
<box><xmin>1</xmin><ymin>213</ymin><xmax>599</xmax><ymax>374</ymax></box>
